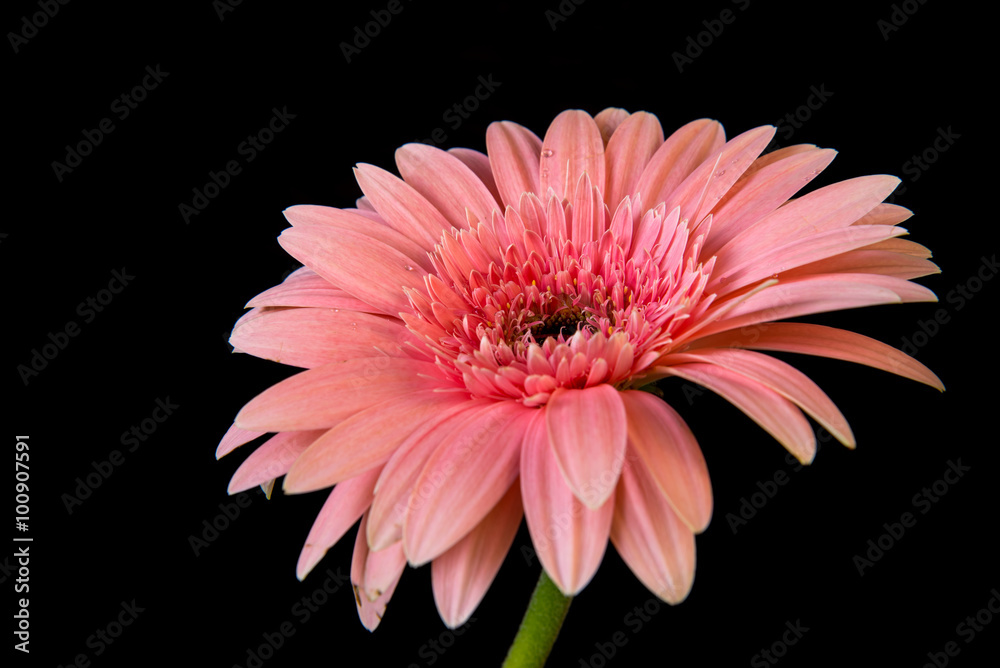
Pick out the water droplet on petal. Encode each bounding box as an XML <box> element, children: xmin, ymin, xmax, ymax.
<box><xmin>714</xmin><ymin>169</ymin><xmax>726</xmax><ymax>178</ymax></box>
<box><xmin>403</xmin><ymin>264</ymin><xmax>414</xmax><ymax>271</ymax></box>
<box><xmin>541</xmin><ymin>149</ymin><xmax>554</xmax><ymax>158</ymax></box>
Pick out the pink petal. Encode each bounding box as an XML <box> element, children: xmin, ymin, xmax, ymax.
<box><xmin>851</xmin><ymin>202</ymin><xmax>913</xmax><ymax>226</ymax></box>
<box><xmin>779</xmin><ymin>249</ymin><xmax>940</xmax><ymax>280</ymax></box>
<box><xmin>611</xmin><ymin>448</ymin><xmax>696</xmax><ymax>603</ymax></box>
<box><xmin>594</xmin><ymin>107</ymin><xmax>631</xmax><ymax>145</ymax></box>
<box><xmin>404</xmin><ymin>402</ymin><xmax>531</xmax><ymax>566</ymax></box>
<box><xmin>711</xmin><ymin>223</ymin><xmax>907</xmax><ymax>295</ymax></box>
<box><xmin>354</xmin><ymin>163</ymin><xmax>454</xmax><ymax>250</ymax></box>
<box><xmin>619</xmin><ymin>391</ymin><xmax>712</xmax><ymax>532</ymax></box>
<box><xmin>227</xmin><ymin>430</ymin><xmax>326</xmax><ymax>494</ymax></box>
<box><xmin>366</xmin><ymin>400</ymin><xmax>494</xmax><ymax>551</ymax></box>
<box><xmin>683</xmin><ymin>322</ymin><xmax>944</xmax><ymax>390</ymax></box>
<box><xmin>539</xmin><ymin>110</ymin><xmax>606</xmax><ymax>201</ymax></box>
<box><xmin>216</xmin><ymin>423</ymin><xmax>266</xmax><ymax>459</ymax></box>
<box><xmin>864</xmin><ymin>237</ymin><xmax>934</xmax><ymax>258</ymax></box>
<box><xmin>229</xmin><ymin>307</ymin><xmax>414</xmax><ymax>369</ymax></box>
<box><xmin>604</xmin><ymin>111</ymin><xmax>665</xmax><ymax>208</ymax></box>
<box><xmin>664</xmin><ymin>125</ymin><xmax>775</xmax><ymax>228</ymax></box>
<box><xmin>396</xmin><ymin>143</ymin><xmax>500</xmax><ymax>228</ymax></box>
<box><xmin>448</xmin><ymin>147</ymin><xmax>503</xmax><ymax>207</ymax></box>
<box><xmin>297</xmin><ymin>466</ymin><xmax>381</xmax><ymax>580</ymax></box>
<box><xmin>431</xmin><ymin>480</ymin><xmax>523</xmax><ymax>628</ymax></box>
<box><xmin>245</xmin><ymin>270</ymin><xmax>374</xmax><ymax>311</ymax></box>
<box><xmin>486</xmin><ymin>121</ymin><xmax>543</xmax><ymax>208</ymax></box>
<box><xmin>716</xmin><ymin>175</ymin><xmax>901</xmax><ymax>263</ymax></box>
<box><xmin>546</xmin><ymin>385</ymin><xmax>628</xmax><ymax>509</ymax></box>
<box><xmin>278</xmin><ymin>224</ymin><xmax>427</xmax><ymax>316</ymax></box>
<box><xmin>687</xmin><ymin>274</ymin><xmax>937</xmax><ymax>342</ymax></box>
<box><xmin>635</xmin><ymin>119</ymin><xmax>725</xmax><ymax>210</ymax></box>
<box><xmin>351</xmin><ymin>513</ymin><xmax>405</xmax><ymax>631</ymax></box>
<box><xmin>657</xmin><ymin>363</ymin><xmax>816</xmax><ymax>463</ymax></box>
<box><xmin>701</xmin><ymin>148</ymin><xmax>838</xmax><ymax>257</ymax></box>
<box><xmin>661</xmin><ymin>349</ymin><xmax>854</xmax><ymax>447</ymax></box>
<box><xmin>283</xmin><ymin>392</ymin><xmax>469</xmax><ymax>493</ymax></box>
<box><xmin>521</xmin><ymin>410</ymin><xmax>614</xmax><ymax>595</ymax></box>
<box><xmin>283</xmin><ymin>205</ymin><xmax>433</xmax><ymax>271</ymax></box>
<box><xmin>235</xmin><ymin>358</ymin><xmax>444</xmax><ymax>431</ymax></box>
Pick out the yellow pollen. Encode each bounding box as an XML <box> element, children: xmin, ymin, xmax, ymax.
<box><xmin>532</xmin><ymin>280</ymin><xmax>536</xmax><ymax>286</ymax></box>
<box><xmin>607</xmin><ymin>325</ymin><xmax>613</xmax><ymax>335</ymax></box>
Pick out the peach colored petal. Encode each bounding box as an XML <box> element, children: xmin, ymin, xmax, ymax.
<box><xmin>611</xmin><ymin>448</ymin><xmax>696</xmax><ymax>604</ymax></box>
<box><xmin>604</xmin><ymin>111</ymin><xmax>664</xmax><ymax>208</ymax></box>
<box><xmin>431</xmin><ymin>480</ymin><xmax>523</xmax><ymax>628</ymax></box>
<box><xmin>620</xmin><ymin>391</ymin><xmax>712</xmax><ymax>532</ymax></box>
<box><xmin>403</xmin><ymin>402</ymin><xmax>531</xmax><ymax>565</ymax></box>
<box><xmin>546</xmin><ymin>385</ymin><xmax>627</xmax><ymax>509</ymax></box>
<box><xmin>283</xmin><ymin>392</ymin><xmax>468</xmax><ymax>493</ymax></box>
<box><xmin>539</xmin><ymin>109</ymin><xmax>606</xmax><ymax>201</ymax></box>
<box><xmin>235</xmin><ymin>357</ymin><xmax>445</xmax><ymax>431</ymax></box>
<box><xmin>297</xmin><ymin>466</ymin><xmax>381</xmax><ymax>580</ymax></box>
<box><xmin>396</xmin><ymin>143</ymin><xmax>500</xmax><ymax>228</ymax></box>
<box><xmin>521</xmin><ymin>410</ymin><xmax>614</xmax><ymax>595</ymax></box>
<box><xmin>683</xmin><ymin>322</ymin><xmax>944</xmax><ymax>391</ymax></box>
<box><xmin>227</xmin><ymin>429</ymin><xmax>326</xmax><ymax>494</ymax></box>
<box><xmin>658</xmin><ymin>362</ymin><xmax>816</xmax><ymax>463</ymax></box>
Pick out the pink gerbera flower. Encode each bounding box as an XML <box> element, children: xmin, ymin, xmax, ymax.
<box><xmin>217</xmin><ymin>108</ymin><xmax>942</xmax><ymax>633</ymax></box>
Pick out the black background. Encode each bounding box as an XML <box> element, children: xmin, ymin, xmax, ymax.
<box><xmin>7</xmin><ymin>1</ymin><xmax>995</xmax><ymax>666</ymax></box>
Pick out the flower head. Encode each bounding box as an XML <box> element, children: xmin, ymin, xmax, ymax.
<box><xmin>218</xmin><ymin>108</ymin><xmax>941</xmax><ymax>630</ymax></box>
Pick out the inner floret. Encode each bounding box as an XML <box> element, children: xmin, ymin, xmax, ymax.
<box><xmin>401</xmin><ymin>190</ymin><xmax>715</xmax><ymax>406</ymax></box>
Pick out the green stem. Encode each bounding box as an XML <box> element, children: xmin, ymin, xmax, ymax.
<box><xmin>502</xmin><ymin>570</ymin><xmax>573</xmax><ymax>668</ymax></box>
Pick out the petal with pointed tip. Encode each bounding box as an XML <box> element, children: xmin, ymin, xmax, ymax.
<box><xmin>611</xmin><ymin>450</ymin><xmax>696</xmax><ymax>604</ymax></box>
<box><xmin>431</xmin><ymin>480</ymin><xmax>523</xmax><ymax>628</ymax></box>
<box><xmin>546</xmin><ymin>385</ymin><xmax>627</xmax><ymax>509</ymax></box>
<box><xmin>619</xmin><ymin>391</ymin><xmax>712</xmax><ymax>532</ymax></box>
<box><xmin>228</xmin><ymin>430</ymin><xmax>326</xmax><ymax>494</ymax></box>
<box><xmin>235</xmin><ymin>358</ymin><xmax>443</xmax><ymax>431</ymax></box>
<box><xmin>297</xmin><ymin>466</ymin><xmax>381</xmax><ymax>580</ymax></box>
<box><xmin>521</xmin><ymin>410</ymin><xmax>614</xmax><ymax>595</ymax></box>
<box><xmin>404</xmin><ymin>402</ymin><xmax>530</xmax><ymax>565</ymax></box>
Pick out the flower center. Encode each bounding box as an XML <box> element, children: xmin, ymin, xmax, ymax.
<box><xmin>404</xmin><ymin>193</ymin><xmax>715</xmax><ymax>405</ymax></box>
<box><xmin>527</xmin><ymin>304</ymin><xmax>590</xmax><ymax>343</ymax></box>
